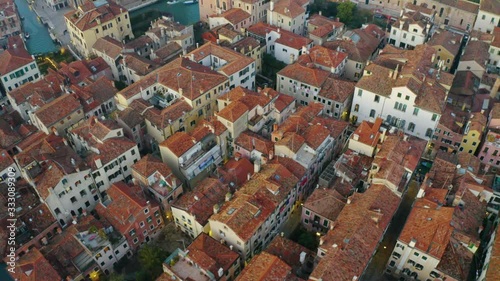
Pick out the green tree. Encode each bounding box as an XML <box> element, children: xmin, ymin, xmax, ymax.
<box><xmin>337</xmin><ymin>2</ymin><xmax>356</xmax><ymax>24</ymax></box>
<box><xmin>297</xmin><ymin>232</ymin><xmax>319</xmax><ymax>251</ymax></box>
<box><xmin>138</xmin><ymin>245</ymin><xmax>166</xmax><ymax>278</ymax></box>
<box><xmin>106</xmin><ymin>273</ymin><xmax>125</xmax><ymax>281</ymax></box>
<box><xmin>135</xmin><ymin>269</ymin><xmax>152</xmax><ymax>281</ymax></box>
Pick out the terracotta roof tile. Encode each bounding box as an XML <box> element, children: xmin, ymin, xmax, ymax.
<box><xmin>132</xmin><ymin>154</ymin><xmax>173</xmax><ymax>179</ymax></box>
<box><xmin>116</xmin><ymin>107</ymin><xmax>144</xmax><ymax>128</ymax></box>
<box><xmin>211</xmin><ymin>164</ymin><xmax>298</xmax><ymax>241</ymax></box>
<box><xmin>317</xmin><ymin>76</ymin><xmax>355</xmax><ymax>102</ymax></box>
<box><xmin>160</xmin><ymin>131</ymin><xmax>196</xmax><ymax>157</ymax></box>
<box><xmin>95</xmin><ymin>182</ymin><xmax>149</xmax><ymax>234</ymax></box>
<box><xmin>272</xmin><ymin>0</ymin><xmax>307</xmax><ymax>18</ymax></box>
<box><xmin>86</xmin><ymin>137</ymin><xmax>137</xmax><ymax>169</ymax></box>
<box><xmin>303</xmin><ymin>123</ymin><xmax>331</xmax><ymax>150</ymax></box>
<box><xmin>218</xmin><ymin>157</ymin><xmax>254</xmax><ymax>188</ymax></box>
<box><xmin>248</xmin><ymin>22</ymin><xmax>312</xmax><ymax>50</ymax></box>
<box><xmin>92</xmin><ymin>36</ymin><xmax>124</xmax><ymax>58</ymax></box>
<box><xmin>265</xmin><ymin>236</ymin><xmax>315</xmax><ymax>273</ymax></box>
<box><xmin>303</xmin><ymin>188</ymin><xmax>346</xmax><ymax>221</ymax></box>
<box><xmin>352</xmin><ymin>118</ymin><xmax>382</xmax><ymax>147</ymax></box>
<box><xmin>119</xmin><ymin>58</ymin><xmax>228</xmax><ymax>101</ymax></box>
<box><xmin>274</xmin><ymin>93</ymin><xmax>295</xmax><ymax>112</ymax></box>
<box><xmin>217</xmin><ymin>100</ymin><xmax>249</xmax><ymax>122</ymax></box>
<box><xmin>311</xmin><ymin>185</ymin><xmax>400</xmax><ymax>280</ymax></box>
<box><xmin>297</xmin><ymin>45</ymin><xmax>348</xmax><ymax>70</ymax></box>
<box><xmin>7</xmin><ymin>74</ymin><xmax>63</xmax><ymax>106</ymax></box>
<box><xmin>9</xmin><ymin>248</ymin><xmax>62</xmax><ymax>281</ymax></box>
<box><xmin>278</xmin><ymin>62</ymin><xmax>330</xmax><ymax>88</ymax></box>
<box><xmin>64</xmin><ymin>1</ymin><xmax>127</xmax><ymax>32</ymax></box>
<box><xmin>187</xmin><ymin>233</ymin><xmax>239</xmax><ymax>274</ymax></box>
<box><xmin>461</xmin><ymin>40</ymin><xmax>490</xmax><ymax>65</ymax></box>
<box><xmin>172</xmin><ymin>178</ymin><xmax>228</xmax><ymax>225</ymax></box>
<box><xmin>210</xmin><ymin>8</ymin><xmax>251</xmax><ymax>25</ymax></box>
<box><xmin>187</xmin><ymin>42</ymin><xmax>254</xmax><ymax>76</ymax></box>
<box><xmin>0</xmin><ymin>41</ymin><xmax>34</xmax><ymax>75</ymax></box>
<box><xmin>276</xmin><ymin>132</ymin><xmax>305</xmax><ymax>153</ymax></box>
<box><xmin>236</xmin><ymin>252</ymin><xmax>291</xmax><ymax>281</ymax></box>
<box><xmin>124</xmin><ymin>54</ymin><xmax>158</xmax><ymax>76</ymax></box>
<box><xmin>34</xmin><ymin>94</ymin><xmax>82</xmax><ymax>127</ymax></box>
<box><xmin>427</xmin><ymin>29</ymin><xmax>462</xmax><ymax>56</ymax></box>
<box><xmin>235</xmin><ymin>130</ymin><xmax>274</xmax><ymax>155</ymax></box>
<box><xmin>130</xmin><ymin>98</ymin><xmax>192</xmax><ymax>130</ymax></box>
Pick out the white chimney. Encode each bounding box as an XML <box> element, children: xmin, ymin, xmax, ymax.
<box><xmin>254</xmin><ymin>160</ymin><xmax>261</xmax><ymax>173</ymax></box>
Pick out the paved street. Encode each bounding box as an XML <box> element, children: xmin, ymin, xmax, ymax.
<box><xmin>280</xmin><ymin>203</ymin><xmax>303</xmax><ymax>238</ymax></box>
<box><xmin>361</xmin><ymin>180</ymin><xmax>420</xmax><ymax>281</ymax></box>
<box><xmin>31</xmin><ymin>0</ymin><xmax>71</xmax><ymax>46</ymax></box>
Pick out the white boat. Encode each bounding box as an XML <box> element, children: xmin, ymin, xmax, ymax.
<box><xmin>166</xmin><ymin>0</ymin><xmax>179</xmax><ymax>4</ymax></box>
<box><xmin>183</xmin><ymin>0</ymin><xmax>197</xmax><ymax>4</ymax></box>
<box><xmin>24</xmin><ymin>33</ymin><xmax>30</xmax><ymax>39</ymax></box>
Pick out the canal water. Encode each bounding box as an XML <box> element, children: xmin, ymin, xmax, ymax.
<box><xmin>130</xmin><ymin>1</ymin><xmax>200</xmax><ymax>37</ymax></box>
<box><xmin>15</xmin><ymin>0</ymin><xmax>59</xmax><ymax>54</ymax></box>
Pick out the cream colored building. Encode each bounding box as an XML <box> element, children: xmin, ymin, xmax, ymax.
<box><xmin>473</xmin><ymin>0</ymin><xmax>500</xmax><ymax>34</ymax></box>
<box><xmin>64</xmin><ymin>1</ymin><xmax>133</xmax><ymax>58</ymax></box>
<box><xmin>267</xmin><ymin>0</ymin><xmax>309</xmax><ymax>35</ymax></box>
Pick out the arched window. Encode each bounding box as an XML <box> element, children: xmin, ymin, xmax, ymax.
<box><xmin>369</xmin><ymin>109</ymin><xmax>376</xmax><ymax>118</ymax></box>
<box><xmin>425</xmin><ymin>128</ymin><xmax>433</xmax><ymax>138</ymax></box>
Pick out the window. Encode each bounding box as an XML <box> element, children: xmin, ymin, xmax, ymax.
<box><xmin>405</xmin><ymin>95</ymin><xmax>410</xmax><ymax>100</ymax></box>
<box><xmin>431</xmin><ymin>114</ymin><xmax>438</xmax><ymax>121</ymax></box>
<box><xmin>354</xmin><ymin>104</ymin><xmax>359</xmax><ymax>112</ymax></box>
<box><xmin>397</xmin><ymin>93</ymin><xmax>402</xmax><ymax>98</ymax></box>
<box><xmin>422</xmin><ymin>256</ymin><xmax>427</xmax><ymax>260</ymax></box>
<box><xmin>55</xmin><ymin>208</ymin><xmax>61</xmax><ymax>215</ymax></box>
<box><xmin>131</xmin><ymin>149</ymin><xmax>136</xmax><ymax>155</ymax></box>
<box><xmin>374</xmin><ymin>95</ymin><xmax>380</xmax><ymax>103</ymax></box>
<box><xmin>425</xmin><ymin>129</ymin><xmax>433</xmax><ymax>138</ymax></box>
<box><xmin>394</xmin><ymin>102</ymin><xmax>407</xmax><ymax>112</ymax></box>
<box><xmin>358</xmin><ymin>89</ymin><xmax>363</xmax><ymax>96</ymax></box>
<box><xmin>408</xmin><ymin>122</ymin><xmax>415</xmax><ymax>132</ymax></box>
<box><xmin>414</xmin><ymin>252</ymin><xmax>420</xmax><ymax>257</ymax></box>
<box><xmin>70</xmin><ymin>196</ymin><xmax>77</xmax><ymax>203</ymax></box>
<box><xmin>370</xmin><ymin>109</ymin><xmax>376</xmax><ymax>118</ymax></box>
<box><xmin>389</xmin><ymin>260</ymin><xmax>396</xmax><ymax>267</ymax></box>
<box><xmin>133</xmin><ymin>238</ymin><xmax>139</xmax><ymax>244</ymax></box>
<box><xmin>305</xmin><ymin>210</ymin><xmax>310</xmax><ymax>216</ymax></box>
<box><xmin>140</xmin><ymin>221</ymin><xmax>145</xmax><ymax>228</ymax></box>
<box><xmin>304</xmin><ymin>219</ymin><xmax>309</xmax><ymax>224</ymax></box>
<box><xmin>129</xmin><ymin>229</ymin><xmax>136</xmax><ymax>236</ymax></box>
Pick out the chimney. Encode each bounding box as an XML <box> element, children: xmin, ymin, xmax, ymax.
<box><xmin>393</xmin><ymin>64</ymin><xmax>399</xmax><ymax>79</ymax></box>
<box><xmin>273</xmin><ymin>124</ymin><xmax>278</xmax><ymax>131</ymax></box>
<box><xmin>190</xmin><ymin>54</ymin><xmax>195</xmax><ymax>61</ymax></box>
<box><xmin>178</xmin><ymin>87</ymin><xmax>183</xmax><ymax>95</ymax></box>
<box><xmin>234</xmin><ymin>152</ymin><xmax>241</xmax><ymax>161</ymax></box>
<box><xmin>182</xmin><ymin>49</ymin><xmax>187</xmax><ymax>56</ymax></box>
<box><xmin>388</xmin><ymin>70</ymin><xmax>394</xmax><ymax>78</ymax></box>
<box><xmin>289</xmin><ymin>53</ymin><xmax>295</xmax><ymax>64</ymax></box>
<box><xmin>347</xmin><ymin>196</ymin><xmax>352</xmax><ymax>204</ymax></box>
<box><xmin>216</xmin><ymin>39</ymin><xmax>220</xmax><ymax>45</ymax></box>
<box><xmin>51</xmin><ymin>127</ymin><xmax>59</xmax><ymax>136</ymax></box>
<box><xmin>213</xmin><ymin>204</ymin><xmax>220</xmax><ymax>214</ymax></box>
<box><xmin>225</xmin><ymin>192</ymin><xmax>232</xmax><ymax>202</ymax></box>
<box><xmin>270</xmin><ymin>0</ymin><xmax>274</xmax><ymax>11</ymax></box>
<box><xmin>254</xmin><ymin>160</ymin><xmax>261</xmax><ymax>173</ymax></box>
<box><xmin>13</xmin><ymin>44</ymin><xmax>17</xmax><ymax>49</ymax></box>
<box><xmin>196</xmin><ymin>42</ymin><xmax>199</xmax><ymax>48</ymax></box>
<box><xmin>319</xmin><ymin>11</ymin><xmax>322</xmax><ymax>16</ymax></box>
<box><xmin>431</xmin><ymin>53</ymin><xmax>436</xmax><ymax>63</ymax></box>
<box><xmin>247</xmin><ymin>173</ymin><xmax>251</xmax><ymax>181</ymax></box>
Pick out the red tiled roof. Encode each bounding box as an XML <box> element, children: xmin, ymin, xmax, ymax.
<box><xmin>159</xmin><ymin>131</ymin><xmax>195</xmax><ymax>157</ymax></box>
<box><xmin>218</xmin><ymin>157</ymin><xmax>254</xmax><ymax>188</ymax></box>
<box><xmin>248</xmin><ymin>22</ymin><xmax>312</xmax><ymax>50</ymax></box>
<box><xmin>265</xmin><ymin>235</ymin><xmax>314</xmax><ymax>272</ymax></box>
<box><xmin>236</xmin><ymin>252</ymin><xmax>291</xmax><ymax>281</ymax></box>
<box><xmin>132</xmin><ymin>154</ymin><xmax>173</xmax><ymax>179</ymax></box>
<box><xmin>276</xmin><ymin>132</ymin><xmax>305</xmax><ymax>153</ymax></box>
<box><xmin>318</xmin><ymin>76</ymin><xmax>355</xmax><ymax>102</ymax></box>
<box><xmin>304</xmin><ymin>188</ymin><xmax>346</xmax><ymax>221</ymax></box>
<box><xmin>186</xmin><ymin>42</ymin><xmax>254</xmax><ymax>76</ymax></box>
<box><xmin>235</xmin><ymin>130</ymin><xmax>274</xmax><ymax>156</ymax></box>
<box><xmin>352</xmin><ymin>118</ymin><xmax>382</xmax><ymax>147</ymax></box>
<box><xmin>86</xmin><ymin>137</ymin><xmax>137</xmax><ymax>169</ymax></box>
<box><xmin>297</xmin><ymin>45</ymin><xmax>348</xmax><ymax>69</ymax></box>
<box><xmin>9</xmin><ymin>248</ymin><xmax>62</xmax><ymax>281</ymax></box>
<box><xmin>210</xmin><ymin>8</ymin><xmax>251</xmax><ymax>25</ymax></box>
<box><xmin>399</xmin><ymin>198</ymin><xmax>454</xmax><ymax>259</ymax></box>
<box><xmin>95</xmin><ymin>182</ymin><xmax>148</xmax><ymax>234</ymax></box>
<box><xmin>130</xmin><ymin>98</ymin><xmax>192</xmax><ymax>130</ymax></box>
<box><xmin>172</xmin><ymin>177</ymin><xmax>228</xmax><ymax>226</ymax></box>
<box><xmin>187</xmin><ymin>233</ymin><xmax>239</xmax><ymax>274</ymax></box>
<box><xmin>64</xmin><ymin>1</ymin><xmax>127</xmax><ymax>32</ymax></box>
<box><xmin>278</xmin><ymin>62</ymin><xmax>330</xmax><ymax>88</ymax></box>
<box><xmin>118</xmin><ymin>58</ymin><xmax>228</xmax><ymax>102</ymax></box>
<box><xmin>272</xmin><ymin>0</ymin><xmax>307</xmax><ymax>18</ymax></box>
<box><xmin>7</xmin><ymin>74</ymin><xmax>63</xmax><ymax>106</ymax></box>
<box><xmin>92</xmin><ymin>36</ymin><xmax>124</xmax><ymax>58</ymax></box>
<box><xmin>303</xmin><ymin>124</ymin><xmax>330</xmax><ymax>150</ymax></box>
<box><xmin>217</xmin><ymin>100</ymin><xmax>249</xmax><ymax>122</ymax></box>
<box><xmin>274</xmin><ymin>93</ymin><xmax>295</xmax><ymax>112</ymax></box>
<box><xmin>34</xmin><ymin>94</ymin><xmax>82</xmax><ymax>127</ymax></box>
<box><xmin>211</xmin><ymin>164</ymin><xmax>298</xmax><ymax>241</ymax></box>
<box><xmin>0</xmin><ymin>41</ymin><xmax>34</xmax><ymax>75</ymax></box>
<box><xmin>311</xmin><ymin>184</ymin><xmax>400</xmax><ymax>280</ymax></box>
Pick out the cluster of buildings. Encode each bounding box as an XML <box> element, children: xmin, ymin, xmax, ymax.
<box><xmin>1</xmin><ymin>0</ymin><xmax>500</xmax><ymax>280</ymax></box>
